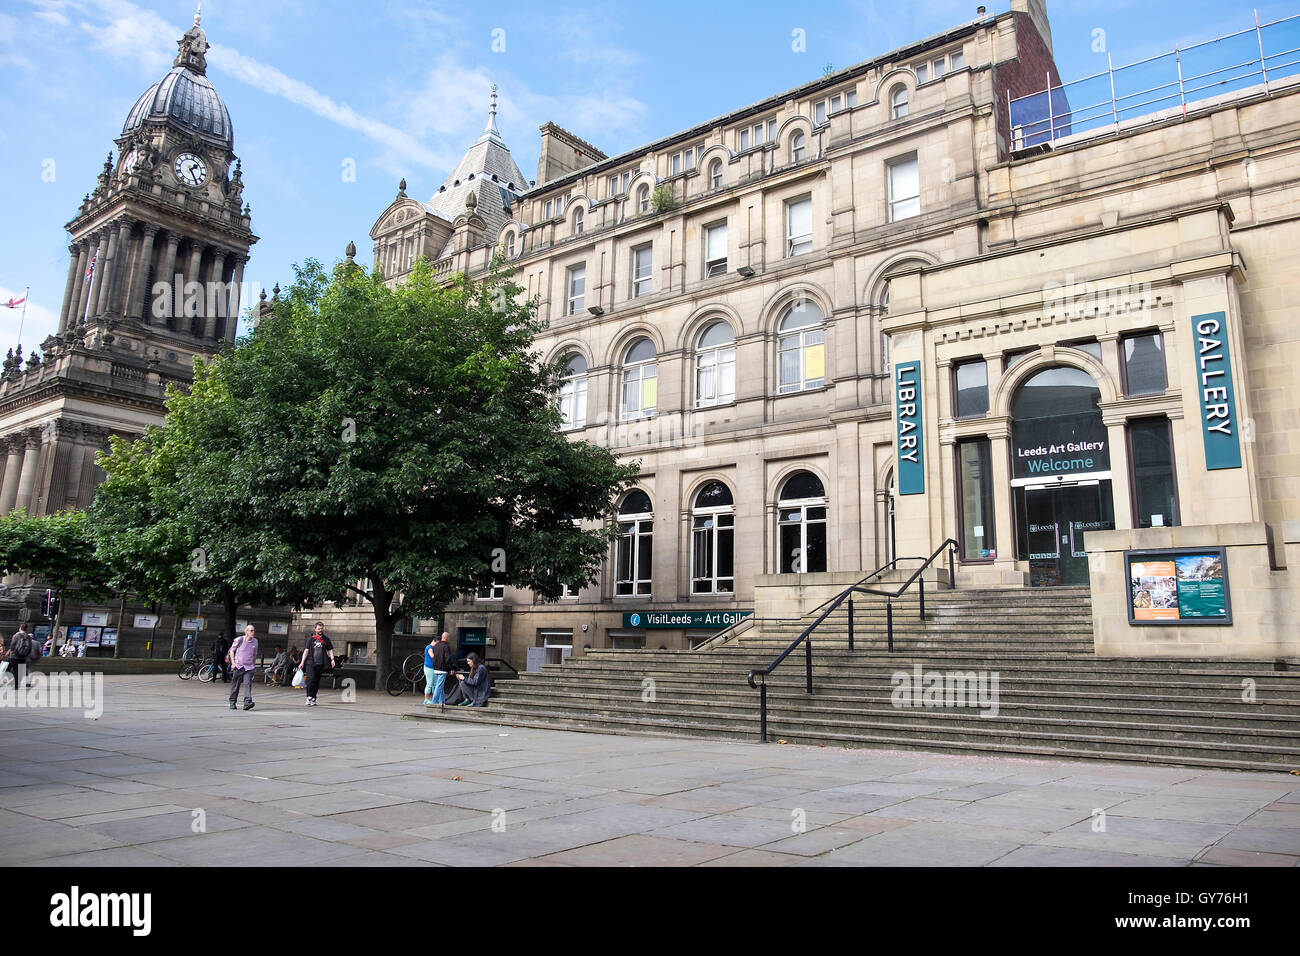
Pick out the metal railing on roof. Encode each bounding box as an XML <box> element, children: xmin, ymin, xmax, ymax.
<box><xmin>1009</xmin><ymin>11</ymin><xmax>1300</xmax><ymax>150</ymax></box>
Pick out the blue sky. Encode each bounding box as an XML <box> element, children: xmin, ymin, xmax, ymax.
<box><xmin>1</xmin><ymin>0</ymin><xmax>1294</xmax><ymax>348</ymax></box>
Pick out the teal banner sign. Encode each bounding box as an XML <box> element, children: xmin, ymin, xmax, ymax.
<box><xmin>622</xmin><ymin>611</ymin><xmax>752</xmax><ymax>629</ymax></box>
<box><xmin>1192</xmin><ymin>311</ymin><xmax>1242</xmax><ymax>470</ymax></box>
<box><xmin>895</xmin><ymin>361</ymin><xmax>925</xmax><ymax>494</ymax></box>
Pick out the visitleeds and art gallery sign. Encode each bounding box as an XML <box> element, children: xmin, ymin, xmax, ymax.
<box><xmin>1012</xmin><ymin>412</ymin><xmax>1111</xmax><ymax>482</ymax></box>
<box><xmin>622</xmin><ymin>611</ymin><xmax>753</xmax><ymax>629</ymax></box>
<box><xmin>1125</xmin><ymin>548</ymin><xmax>1231</xmax><ymax>625</ymax></box>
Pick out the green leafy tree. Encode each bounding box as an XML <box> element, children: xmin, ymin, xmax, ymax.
<box><xmin>0</xmin><ymin>509</ymin><xmax>113</xmax><ymax>636</ymax></box>
<box><xmin>210</xmin><ymin>255</ymin><xmax>637</xmax><ymax>680</ymax></box>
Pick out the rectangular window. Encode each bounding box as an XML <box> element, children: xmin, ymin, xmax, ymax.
<box><xmin>953</xmin><ymin>359</ymin><xmax>989</xmax><ymax>418</ymax></box>
<box><xmin>767</xmin><ymin>118</ymin><xmax>777</xmax><ymax>142</ymax></box>
<box><xmin>846</xmin><ymin>89</ymin><xmax>858</xmax><ymax>107</ymax></box>
<box><xmin>671</xmin><ymin>153</ymin><xmax>681</xmax><ymax>176</ymax></box>
<box><xmin>622</xmin><ymin>172</ymin><xmax>631</xmax><ymax>194</ymax></box>
<box><xmin>786</xmin><ymin>197</ymin><xmax>812</xmax><ymax>256</ymax></box>
<box><xmin>951</xmin><ymin>50</ymin><xmax>965</xmax><ymax>70</ymax></box>
<box><xmin>958</xmin><ymin>438</ymin><xmax>996</xmax><ymax>561</ymax></box>
<box><xmin>888</xmin><ymin>154</ymin><xmax>920</xmax><ymax>222</ymax></box>
<box><xmin>608</xmin><ymin>174</ymin><xmax>619</xmax><ymax>198</ymax></box>
<box><xmin>1062</xmin><ymin>338</ymin><xmax>1103</xmax><ymax>361</ymax></box>
<box><xmin>932</xmin><ymin>58</ymin><xmax>946</xmax><ymax>78</ymax></box>
<box><xmin>566</xmin><ymin>264</ymin><xmax>585</xmax><ymax>316</ymax></box>
<box><xmin>632</xmin><ymin>245</ymin><xmax>653</xmax><ymax>297</ymax></box>
<box><xmin>814</xmin><ymin>101</ymin><xmax>827</xmax><ymax>125</ymax></box>
<box><xmin>475</xmin><ymin>582</ymin><xmax>504</xmax><ymax>601</ymax></box>
<box><xmin>1128</xmin><ymin>417</ymin><xmax>1180</xmax><ymax>529</ymax></box>
<box><xmin>753</xmin><ymin>123</ymin><xmax>765</xmax><ymax>145</ymax></box>
<box><xmin>1003</xmin><ymin>347</ymin><xmax>1035</xmax><ymax>371</ymax></box>
<box><xmin>830</xmin><ymin>94</ymin><xmax>842</xmax><ymax>113</ymax></box>
<box><xmin>915</xmin><ymin>64</ymin><xmax>929</xmax><ymax>83</ymax></box>
<box><xmin>705</xmin><ymin>222</ymin><xmax>727</xmax><ymax>277</ymax></box>
<box><xmin>739</xmin><ymin>128</ymin><xmax>750</xmax><ymax>151</ymax></box>
<box><xmin>685</xmin><ymin>147</ymin><xmax>696</xmax><ymax>170</ymax></box>
<box><xmin>544</xmin><ymin>199</ymin><xmax>554</xmax><ymax>219</ymax></box>
<box><xmin>1122</xmin><ymin>331</ymin><xmax>1166</xmax><ymax>395</ymax></box>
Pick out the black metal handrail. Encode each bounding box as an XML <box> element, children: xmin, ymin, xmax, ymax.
<box><xmin>745</xmin><ymin>538</ymin><xmax>958</xmax><ymax>742</ymax></box>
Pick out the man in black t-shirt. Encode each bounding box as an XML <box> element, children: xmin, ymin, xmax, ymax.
<box><xmin>297</xmin><ymin>622</ymin><xmax>335</xmax><ymax>707</ymax></box>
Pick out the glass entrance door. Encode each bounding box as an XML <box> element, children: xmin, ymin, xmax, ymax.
<box><xmin>1016</xmin><ymin>481</ymin><xmax>1114</xmax><ymax>585</ymax></box>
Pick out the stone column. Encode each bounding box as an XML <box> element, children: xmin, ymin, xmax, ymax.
<box><xmin>128</xmin><ymin>225</ymin><xmax>160</xmax><ymax>321</ymax></box>
<box><xmin>106</xmin><ymin>218</ymin><xmax>134</xmax><ymax>315</ymax></box>
<box><xmin>62</xmin><ymin>437</ymin><xmax>90</xmax><ymax>511</ymax></box>
<box><xmin>59</xmin><ymin>243</ymin><xmax>83</xmax><ymax>332</ymax></box>
<box><xmin>94</xmin><ymin>223</ymin><xmax>122</xmax><ymax>316</ymax></box>
<box><xmin>13</xmin><ymin>429</ymin><xmax>44</xmax><ymax>514</ymax></box>
<box><xmin>80</xmin><ymin>426</ymin><xmax>111</xmax><ymax>499</ymax></box>
<box><xmin>184</xmin><ymin>242</ymin><xmax>205</xmax><ymax>329</ymax></box>
<box><xmin>81</xmin><ymin>232</ymin><xmax>106</xmax><ymax>322</ymax></box>
<box><xmin>44</xmin><ymin>422</ymin><xmax>78</xmax><ymax>513</ymax></box>
<box><xmin>0</xmin><ymin>437</ymin><xmax>25</xmax><ymax>515</ymax></box>
<box><xmin>1105</xmin><ymin>417</ymin><xmax>1134</xmax><ymax>530</ymax></box>
<box><xmin>226</xmin><ymin>256</ymin><xmax>247</xmax><ymax>342</ymax></box>
<box><xmin>204</xmin><ymin>250</ymin><xmax>228</xmax><ymax>338</ymax></box>
<box><xmin>156</xmin><ymin>233</ymin><xmax>181</xmax><ymax>325</ymax></box>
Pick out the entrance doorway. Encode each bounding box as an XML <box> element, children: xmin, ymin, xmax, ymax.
<box><xmin>1015</xmin><ymin>481</ymin><xmax>1114</xmax><ymax>585</ymax></box>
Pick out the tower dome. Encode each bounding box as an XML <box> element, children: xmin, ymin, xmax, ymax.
<box><xmin>120</xmin><ymin>8</ymin><xmax>233</xmax><ymax>150</ymax></box>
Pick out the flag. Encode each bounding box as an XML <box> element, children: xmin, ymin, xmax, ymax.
<box><xmin>84</xmin><ymin>257</ymin><xmax>96</xmax><ymax>282</ymax></box>
<box><xmin>2</xmin><ymin>294</ymin><xmax>25</xmax><ymax>309</ymax></box>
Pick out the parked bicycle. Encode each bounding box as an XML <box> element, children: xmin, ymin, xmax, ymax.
<box><xmin>178</xmin><ymin>656</ymin><xmax>213</xmax><ymax>681</ymax></box>
<box><xmin>385</xmin><ymin>653</ymin><xmax>426</xmax><ymax>697</ymax></box>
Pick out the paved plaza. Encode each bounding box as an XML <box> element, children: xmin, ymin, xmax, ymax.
<box><xmin>0</xmin><ymin>674</ymin><xmax>1297</xmax><ymax>867</ymax></box>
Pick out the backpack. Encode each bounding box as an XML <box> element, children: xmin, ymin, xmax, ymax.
<box><xmin>10</xmin><ymin>632</ymin><xmax>32</xmax><ymax>659</ymax></box>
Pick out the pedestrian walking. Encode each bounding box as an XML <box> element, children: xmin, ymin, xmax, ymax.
<box><xmin>297</xmin><ymin>622</ymin><xmax>335</xmax><ymax>707</ymax></box>
<box><xmin>228</xmin><ymin>624</ymin><xmax>259</xmax><ymax>711</ymax></box>
<box><xmin>4</xmin><ymin>622</ymin><xmax>35</xmax><ymax>688</ymax></box>
<box><xmin>426</xmin><ymin>632</ymin><xmax>454</xmax><ymax>710</ymax></box>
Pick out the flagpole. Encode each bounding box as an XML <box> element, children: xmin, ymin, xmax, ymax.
<box><xmin>17</xmin><ymin>286</ymin><xmax>28</xmax><ymax>345</ymax></box>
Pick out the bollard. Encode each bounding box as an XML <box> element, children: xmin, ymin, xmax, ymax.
<box><xmin>887</xmin><ymin>600</ymin><xmax>894</xmax><ymax>652</ymax></box>
<box><xmin>919</xmin><ymin>577</ymin><xmax>926</xmax><ymax>621</ymax></box>
<box><xmin>759</xmin><ymin>681</ymin><xmax>768</xmax><ymax>741</ymax></box>
<box><xmin>847</xmin><ymin>596</ymin><xmax>855</xmax><ymax>651</ymax></box>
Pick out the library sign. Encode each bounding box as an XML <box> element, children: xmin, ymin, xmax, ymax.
<box><xmin>622</xmin><ymin>611</ymin><xmax>753</xmax><ymax>629</ymax></box>
<box><xmin>1125</xmin><ymin>547</ymin><xmax>1232</xmax><ymax>625</ymax></box>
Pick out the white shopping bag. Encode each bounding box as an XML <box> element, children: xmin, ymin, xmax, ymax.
<box><xmin>291</xmin><ymin>667</ymin><xmax>305</xmax><ymax>688</ymax></box>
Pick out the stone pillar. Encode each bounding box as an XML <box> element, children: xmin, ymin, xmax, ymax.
<box><xmin>204</xmin><ymin>250</ymin><xmax>228</xmax><ymax>338</ymax></box>
<box><xmin>94</xmin><ymin>223</ymin><xmax>122</xmax><ymax>316</ymax></box>
<box><xmin>13</xmin><ymin>429</ymin><xmax>43</xmax><ymax>514</ymax></box>
<box><xmin>226</xmin><ymin>256</ymin><xmax>247</xmax><ymax>342</ymax></box>
<box><xmin>106</xmin><ymin>218</ymin><xmax>134</xmax><ymax>315</ymax></box>
<box><xmin>62</xmin><ymin>437</ymin><xmax>90</xmax><ymax>511</ymax></box>
<box><xmin>128</xmin><ymin>225</ymin><xmax>160</xmax><ymax>321</ymax></box>
<box><xmin>184</xmin><ymin>242</ymin><xmax>205</xmax><ymax>330</ymax></box>
<box><xmin>81</xmin><ymin>232</ymin><xmax>106</xmax><ymax>322</ymax></box>
<box><xmin>1105</xmin><ymin>417</ymin><xmax>1134</xmax><ymax>530</ymax></box>
<box><xmin>44</xmin><ymin>422</ymin><xmax>78</xmax><ymax>514</ymax></box>
<box><xmin>80</xmin><ymin>426</ymin><xmax>111</xmax><ymax>499</ymax></box>
<box><xmin>59</xmin><ymin>243</ymin><xmax>83</xmax><ymax>332</ymax></box>
<box><xmin>0</xmin><ymin>437</ymin><xmax>25</xmax><ymax>515</ymax></box>
<box><xmin>157</xmin><ymin>233</ymin><xmax>180</xmax><ymax>325</ymax></box>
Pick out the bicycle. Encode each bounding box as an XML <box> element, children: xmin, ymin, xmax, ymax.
<box><xmin>179</xmin><ymin>656</ymin><xmax>212</xmax><ymax>681</ymax></box>
<box><xmin>385</xmin><ymin>653</ymin><xmax>426</xmax><ymax>697</ymax></box>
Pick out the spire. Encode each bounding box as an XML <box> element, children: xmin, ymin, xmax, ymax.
<box><xmin>174</xmin><ymin>5</ymin><xmax>210</xmax><ymax>75</ymax></box>
<box><xmin>478</xmin><ymin>84</ymin><xmax>504</xmax><ymax>145</ymax></box>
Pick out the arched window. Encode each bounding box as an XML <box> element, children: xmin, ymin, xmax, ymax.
<box><xmin>637</xmin><ymin>183</ymin><xmax>650</xmax><ymax>213</ymax></box>
<box><xmin>695</xmin><ymin>321</ymin><xmax>736</xmax><ymax>408</ymax></box>
<box><xmin>573</xmin><ymin>206</ymin><xmax>584</xmax><ymax>235</ymax></box>
<box><xmin>777</xmin><ymin>298</ymin><xmax>826</xmax><ymax>394</ymax></box>
<box><xmin>891</xmin><ymin>85</ymin><xmax>909</xmax><ymax>119</ymax></box>
<box><xmin>709</xmin><ymin>159</ymin><xmax>723</xmax><ymax>190</ymax></box>
<box><xmin>504</xmin><ymin>231</ymin><xmax>516</xmax><ymax>258</ymax></box>
<box><xmin>615</xmin><ymin>490</ymin><xmax>653</xmax><ymax>596</ymax></box>
<box><xmin>559</xmin><ymin>354</ymin><xmax>588</xmax><ymax>430</ymax></box>
<box><xmin>620</xmin><ymin>337</ymin><xmax>657</xmax><ymax>420</ymax></box>
<box><xmin>790</xmin><ymin>131</ymin><xmax>806</xmax><ymax>163</ymax></box>
<box><xmin>691</xmin><ymin>481</ymin><xmax>735</xmax><ymax>593</ymax></box>
<box><xmin>778</xmin><ymin>472</ymin><xmax>827</xmax><ymax>573</ymax></box>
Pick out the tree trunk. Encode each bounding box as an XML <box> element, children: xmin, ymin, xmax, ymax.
<box><xmin>370</xmin><ymin>578</ymin><xmax>397</xmax><ymax>689</ymax></box>
<box><xmin>221</xmin><ymin>586</ymin><xmax>239</xmax><ymax>648</ymax></box>
<box><xmin>113</xmin><ymin>592</ymin><xmax>126</xmax><ymax>659</ymax></box>
<box><xmin>168</xmin><ymin>606</ymin><xmax>181</xmax><ymax>658</ymax></box>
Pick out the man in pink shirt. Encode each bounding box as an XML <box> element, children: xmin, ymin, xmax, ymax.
<box><xmin>228</xmin><ymin>624</ymin><xmax>259</xmax><ymax>711</ymax></box>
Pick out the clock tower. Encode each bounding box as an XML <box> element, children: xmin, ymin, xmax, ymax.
<box><xmin>0</xmin><ymin>9</ymin><xmax>259</xmax><ymax>641</ymax></box>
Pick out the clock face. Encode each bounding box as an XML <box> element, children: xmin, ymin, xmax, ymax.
<box><xmin>173</xmin><ymin>152</ymin><xmax>208</xmax><ymax>187</ymax></box>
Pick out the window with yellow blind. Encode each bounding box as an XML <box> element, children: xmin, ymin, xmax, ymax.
<box><xmin>777</xmin><ymin>299</ymin><xmax>826</xmax><ymax>393</ymax></box>
<box><xmin>620</xmin><ymin>337</ymin><xmax>658</xmax><ymax>419</ymax></box>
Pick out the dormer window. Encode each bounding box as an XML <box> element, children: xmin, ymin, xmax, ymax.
<box><xmin>573</xmin><ymin>206</ymin><xmax>584</xmax><ymax>235</ymax></box>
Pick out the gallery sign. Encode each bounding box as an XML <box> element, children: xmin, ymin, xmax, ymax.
<box><xmin>133</xmin><ymin>614</ymin><xmax>160</xmax><ymax>629</ymax></box>
<box><xmin>622</xmin><ymin>611</ymin><xmax>752</xmax><ymax>629</ymax></box>
<box><xmin>80</xmin><ymin>612</ymin><xmax>109</xmax><ymax>626</ymax></box>
<box><xmin>1125</xmin><ymin>548</ymin><xmax>1231</xmax><ymax>625</ymax></box>
<box><xmin>895</xmin><ymin>361</ymin><xmax>925</xmax><ymax>495</ymax></box>
<box><xmin>1191</xmin><ymin>311</ymin><xmax>1242</xmax><ymax>470</ymax></box>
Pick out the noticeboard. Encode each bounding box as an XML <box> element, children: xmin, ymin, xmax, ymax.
<box><xmin>1125</xmin><ymin>548</ymin><xmax>1231</xmax><ymax>625</ymax></box>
